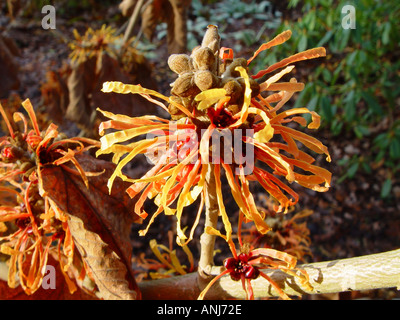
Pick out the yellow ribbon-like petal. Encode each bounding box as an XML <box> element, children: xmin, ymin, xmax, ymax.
<box><xmin>195</xmin><ymin>88</ymin><xmax>227</xmax><ymax>111</ymax></box>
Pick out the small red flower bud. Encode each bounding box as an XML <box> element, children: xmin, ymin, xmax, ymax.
<box><xmin>224</xmin><ymin>257</ymin><xmax>237</xmax><ymax>271</ymax></box>
<box><xmin>244</xmin><ymin>265</ymin><xmax>260</xmax><ymax>279</ymax></box>
<box><xmin>230</xmin><ymin>271</ymin><xmax>242</xmax><ymax>281</ymax></box>
<box><xmin>238</xmin><ymin>252</ymin><xmax>249</xmax><ymax>263</ymax></box>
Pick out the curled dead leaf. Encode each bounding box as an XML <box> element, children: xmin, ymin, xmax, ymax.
<box><xmin>40</xmin><ymin>154</ymin><xmax>141</xmax><ymax>300</ymax></box>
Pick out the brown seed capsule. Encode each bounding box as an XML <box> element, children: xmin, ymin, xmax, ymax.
<box><xmin>201</xmin><ymin>25</ymin><xmax>220</xmax><ymax>54</ymax></box>
<box><xmin>223</xmin><ymin>79</ymin><xmax>243</xmax><ymax>103</ymax></box>
<box><xmin>177</xmin><ymin>96</ymin><xmax>193</xmax><ymax>109</ymax></box>
<box><xmin>227</xmin><ymin>58</ymin><xmax>248</xmax><ymax>78</ymax></box>
<box><xmin>194</xmin><ymin>70</ymin><xmax>219</xmax><ymax>91</ymax></box>
<box><xmin>236</xmin><ymin>77</ymin><xmax>261</xmax><ymax>98</ymax></box>
<box><xmin>191</xmin><ymin>47</ymin><xmax>215</xmax><ymax>71</ymax></box>
<box><xmin>249</xmin><ymin>78</ymin><xmax>260</xmax><ymax>97</ymax></box>
<box><xmin>219</xmin><ymin>58</ymin><xmax>232</xmax><ymax>75</ymax></box>
<box><xmin>168</xmin><ymin>54</ymin><xmax>192</xmax><ymax>75</ymax></box>
<box><xmin>168</xmin><ymin>96</ymin><xmax>193</xmax><ymax>120</ymax></box>
<box><xmin>20</xmin><ymin>161</ymin><xmax>35</xmax><ymax>172</ymax></box>
<box><xmin>171</xmin><ymin>72</ymin><xmax>197</xmax><ymax>97</ymax></box>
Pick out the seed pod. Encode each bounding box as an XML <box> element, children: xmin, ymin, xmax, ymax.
<box><xmin>223</xmin><ymin>79</ymin><xmax>243</xmax><ymax>103</ymax></box>
<box><xmin>250</xmin><ymin>79</ymin><xmax>260</xmax><ymax>97</ymax></box>
<box><xmin>219</xmin><ymin>58</ymin><xmax>232</xmax><ymax>75</ymax></box>
<box><xmin>20</xmin><ymin>161</ymin><xmax>35</xmax><ymax>172</ymax></box>
<box><xmin>201</xmin><ymin>25</ymin><xmax>220</xmax><ymax>54</ymax></box>
<box><xmin>168</xmin><ymin>96</ymin><xmax>193</xmax><ymax>120</ymax></box>
<box><xmin>191</xmin><ymin>47</ymin><xmax>215</xmax><ymax>71</ymax></box>
<box><xmin>227</xmin><ymin>58</ymin><xmax>248</xmax><ymax>78</ymax></box>
<box><xmin>168</xmin><ymin>54</ymin><xmax>191</xmax><ymax>75</ymax></box>
<box><xmin>171</xmin><ymin>72</ymin><xmax>198</xmax><ymax>97</ymax></box>
<box><xmin>172</xmin><ymin>96</ymin><xmax>193</xmax><ymax>114</ymax></box>
<box><xmin>194</xmin><ymin>70</ymin><xmax>219</xmax><ymax>91</ymax></box>
<box><xmin>188</xmin><ymin>57</ymin><xmax>195</xmax><ymax>71</ymax></box>
<box><xmin>168</xmin><ymin>105</ymin><xmax>185</xmax><ymax>120</ymax></box>
<box><xmin>236</xmin><ymin>77</ymin><xmax>260</xmax><ymax>98</ymax></box>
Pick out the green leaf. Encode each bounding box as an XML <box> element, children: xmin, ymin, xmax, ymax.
<box><xmin>306</xmin><ymin>95</ymin><xmax>319</xmax><ymax>111</ymax></box>
<box><xmin>389</xmin><ymin>138</ymin><xmax>400</xmax><ymax>159</ymax></box>
<box><xmin>307</xmin><ymin>10</ymin><xmax>316</xmax><ymax>31</ymax></box>
<box><xmin>321</xmin><ymin>96</ymin><xmax>333</xmax><ymax>121</ymax></box>
<box><xmin>321</xmin><ymin>68</ymin><xmax>332</xmax><ymax>83</ymax></box>
<box><xmin>347</xmin><ymin>162</ymin><xmax>359</xmax><ymax>178</ymax></box>
<box><xmin>337</xmin><ymin>160</ymin><xmax>358</xmax><ymax>183</ymax></box>
<box><xmin>330</xmin><ymin>118</ymin><xmax>343</xmax><ymax>136</ymax></box>
<box><xmin>298</xmin><ymin>33</ymin><xmax>308</xmax><ymax>52</ymax></box>
<box><xmin>357</xmin><ymin>50</ymin><xmax>367</xmax><ymax>65</ymax></box>
<box><xmin>381</xmin><ymin>178</ymin><xmax>392</xmax><ymax>198</ymax></box>
<box><xmin>361</xmin><ymin>161</ymin><xmax>372</xmax><ymax>174</ymax></box>
<box><xmin>338</xmin><ymin>29</ymin><xmax>351</xmax><ymax>51</ymax></box>
<box><xmin>382</xmin><ymin>22</ymin><xmax>391</xmax><ymax>46</ymax></box>
<box><xmin>354</xmin><ymin>125</ymin><xmax>370</xmax><ymax>139</ymax></box>
<box><xmin>375</xmin><ymin>148</ymin><xmax>386</xmax><ymax>163</ymax></box>
<box><xmin>373</xmin><ymin>132</ymin><xmax>390</xmax><ymax>149</ymax></box>
<box><xmin>344</xmin><ymin>93</ymin><xmax>356</xmax><ymax>122</ymax></box>
<box><xmin>317</xmin><ymin>30</ymin><xmax>333</xmax><ymax>47</ymax></box>
<box><xmin>361</xmin><ymin>91</ymin><xmax>383</xmax><ymax>116</ymax></box>
<box><xmin>346</xmin><ymin>50</ymin><xmax>358</xmax><ymax>66</ymax></box>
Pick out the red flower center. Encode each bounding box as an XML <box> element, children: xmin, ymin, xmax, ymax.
<box><xmin>207</xmin><ymin>108</ymin><xmax>236</xmax><ymax>128</ymax></box>
<box><xmin>223</xmin><ymin>253</ymin><xmax>260</xmax><ymax>281</ymax></box>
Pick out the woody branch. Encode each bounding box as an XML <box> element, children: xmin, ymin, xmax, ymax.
<box><xmin>198</xmin><ymin>163</ymin><xmax>219</xmax><ymax>283</ymax></box>
<box><xmin>138</xmin><ymin>248</ymin><xmax>400</xmax><ymax>299</ymax></box>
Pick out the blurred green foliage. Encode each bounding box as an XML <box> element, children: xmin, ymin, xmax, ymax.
<box><xmin>254</xmin><ymin>0</ymin><xmax>400</xmax><ymax>197</ymax></box>
<box><xmin>187</xmin><ymin>0</ymin><xmax>281</xmax><ymax>50</ymax></box>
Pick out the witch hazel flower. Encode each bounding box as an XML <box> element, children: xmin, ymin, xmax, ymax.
<box><xmin>97</xmin><ymin>25</ymin><xmax>331</xmax><ymax>246</ymax></box>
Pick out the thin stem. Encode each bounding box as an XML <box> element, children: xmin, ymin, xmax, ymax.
<box><xmin>122</xmin><ymin>0</ymin><xmax>145</xmax><ymax>47</ymax></box>
<box><xmin>198</xmin><ymin>164</ymin><xmax>219</xmax><ymax>283</ymax></box>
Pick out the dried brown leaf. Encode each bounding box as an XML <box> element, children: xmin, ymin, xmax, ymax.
<box><xmin>65</xmin><ymin>54</ymin><xmax>158</xmax><ymax>136</ymax></box>
<box><xmin>65</xmin><ymin>58</ymin><xmax>97</xmax><ymax>130</ymax></box>
<box><xmin>119</xmin><ymin>0</ymin><xmax>136</xmax><ymax>16</ymax></box>
<box><xmin>66</xmin><ymin>215</ymin><xmax>137</xmax><ymax>300</ymax></box>
<box><xmin>140</xmin><ymin>0</ymin><xmax>191</xmax><ymax>54</ymax></box>
<box><xmin>40</xmin><ymin>64</ymin><xmax>71</xmax><ymax>125</ymax></box>
<box><xmin>40</xmin><ymin>154</ymin><xmax>141</xmax><ymax>300</ymax></box>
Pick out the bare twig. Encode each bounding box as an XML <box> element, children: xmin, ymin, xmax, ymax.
<box><xmin>2</xmin><ymin>246</ymin><xmax>399</xmax><ymax>299</ymax></box>
<box><xmin>139</xmin><ymin>248</ymin><xmax>400</xmax><ymax>299</ymax></box>
<box><xmin>198</xmin><ymin>164</ymin><xmax>219</xmax><ymax>283</ymax></box>
<box><xmin>122</xmin><ymin>0</ymin><xmax>145</xmax><ymax>46</ymax></box>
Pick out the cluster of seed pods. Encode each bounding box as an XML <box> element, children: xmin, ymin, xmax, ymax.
<box><xmin>167</xmin><ymin>25</ymin><xmax>260</xmax><ymax>123</ymax></box>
